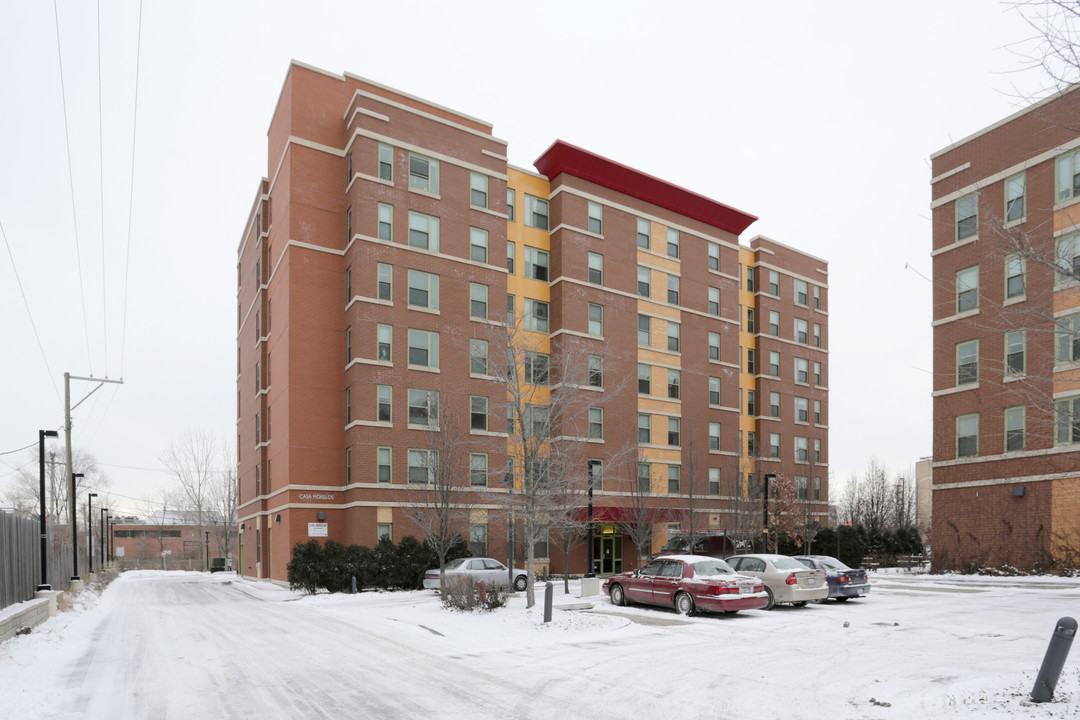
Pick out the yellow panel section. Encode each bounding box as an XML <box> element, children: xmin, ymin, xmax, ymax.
<box><xmin>738</xmin><ymin>247</ymin><xmax>757</xmax><ymax>443</ymax></box>
<box><xmin>1055</xmin><ymin>285</ymin><xmax>1080</xmax><ymax>314</ymax></box>
<box><xmin>642</xmin><ymin>448</ymin><xmax>681</xmax><ymax>464</ymax></box>
<box><xmin>638</xmin><ymin>397</ymin><xmax>681</xmax><ymax>414</ymax></box>
<box><xmin>377</xmin><ymin>506</ymin><xmax>393</xmax><ymax>523</ymax></box>
<box><xmin>639</xmin><ymin>348</ymin><xmax>679</xmax><ymax>366</ymax></box>
<box><xmin>1055</xmin><ymin>206</ymin><xmax>1080</xmax><ymax>234</ymax></box>
<box><xmin>639</xmin><ymin>250</ymin><xmax>681</xmax><ymax>275</ymax></box>
<box><xmin>638</xmin><ymin>298</ymin><xmax>682</xmax><ymax>321</ymax></box>
<box><xmin>1052</xmin><ymin>477</ymin><xmax>1080</xmax><ymax>562</ymax></box>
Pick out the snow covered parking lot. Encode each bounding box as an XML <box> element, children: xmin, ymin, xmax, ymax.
<box><xmin>2</xmin><ymin>569</ymin><xmax>1080</xmax><ymax>718</ymax></box>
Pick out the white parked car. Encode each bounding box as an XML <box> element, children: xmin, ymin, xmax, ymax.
<box><xmin>725</xmin><ymin>554</ymin><xmax>828</xmax><ymax>609</ymax></box>
<box><xmin>423</xmin><ymin>557</ymin><xmax>528</xmax><ymax>592</ymax></box>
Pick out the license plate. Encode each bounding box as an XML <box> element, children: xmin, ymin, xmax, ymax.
<box><xmin>807</xmin><ymin>578</ymin><xmax>816</xmax><ymax>585</ymax></box>
<box><xmin>739</xmin><ymin>586</ymin><xmax>750</xmax><ymax>594</ymax></box>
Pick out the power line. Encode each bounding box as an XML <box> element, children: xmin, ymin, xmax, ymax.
<box><xmin>0</xmin><ymin>442</ymin><xmax>37</xmax><ymax>458</ymax></box>
<box><xmin>0</xmin><ymin>217</ymin><xmax>61</xmax><ymax>400</ymax></box>
<box><xmin>52</xmin><ymin>0</ymin><xmax>95</xmax><ymax>374</ymax></box>
<box><xmin>119</xmin><ymin>0</ymin><xmax>144</xmax><ymax>378</ymax></box>
<box><xmin>97</xmin><ymin>0</ymin><xmax>108</xmax><ymax>377</ymax></box>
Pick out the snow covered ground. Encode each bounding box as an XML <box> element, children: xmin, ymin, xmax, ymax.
<box><xmin>2</xmin><ymin>569</ymin><xmax>1080</xmax><ymax>718</ymax></box>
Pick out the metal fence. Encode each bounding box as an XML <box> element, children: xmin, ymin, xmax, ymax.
<box><xmin>0</xmin><ymin>513</ymin><xmax>72</xmax><ymax>611</ymax></box>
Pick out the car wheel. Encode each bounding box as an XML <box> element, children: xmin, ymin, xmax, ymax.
<box><xmin>723</xmin><ymin>610</ymin><xmax>739</xmax><ymax>615</ymax></box>
<box><xmin>513</xmin><ymin>575</ymin><xmax>527</xmax><ymax>592</ymax></box>
<box><xmin>835</xmin><ymin>596</ymin><xmax>850</xmax><ymax>603</ymax></box>
<box><xmin>610</xmin><ymin>584</ymin><xmax>626</xmax><ymax>607</ymax></box>
<box><xmin>793</xmin><ymin>601</ymin><xmax>808</xmax><ymax>608</ymax></box>
<box><xmin>763</xmin><ymin>587</ymin><xmax>775</xmax><ymax>611</ymax></box>
<box><xmin>675</xmin><ymin>592</ymin><xmax>695</xmax><ymax>617</ymax></box>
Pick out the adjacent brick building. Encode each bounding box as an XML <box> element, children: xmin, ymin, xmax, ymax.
<box><xmin>931</xmin><ymin>87</ymin><xmax>1080</xmax><ymax>571</ymax></box>
<box><xmin>237</xmin><ymin>61</ymin><xmax>830</xmax><ymax>583</ymax></box>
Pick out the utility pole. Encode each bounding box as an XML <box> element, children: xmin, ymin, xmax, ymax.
<box><xmin>63</xmin><ymin>372</ymin><xmax>123</xmax><ymax>583</ymax></box>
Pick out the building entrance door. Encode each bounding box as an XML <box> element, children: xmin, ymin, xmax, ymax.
<box><xmin>593</xmin><ymin>535</ymin><xmax>623</xmax><ymax>575</ymax></box>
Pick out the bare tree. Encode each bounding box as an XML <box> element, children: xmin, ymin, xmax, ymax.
<box><xmin>6</xmin><ymin>444</ymin><xmax>108</xmax><ymax>524</ymax></box>
<box><xmin>142</xmin><ymin>487</ymin><xmax>183</xmax><ymax>569</ymax></box>
<box><xmin>161</xmin><ymin>429</ymin><xmax>217</xmax><ymax>561</ymax></box>
<box><xmin>209</xmin><ymin>445</ymin><xmax>239</xmax><ymax>565</ymax></box>
<box><xmin>726</xmin><ymin>450</ymin><xmax>762</xmax><ymax>553</ymax></box>
<box><xmin>619</xmin><ymin>446</ymin><xmax>660</xmax><ymax>568</ymax></box>
<box><xmin>767</xmin><ymin>473</ymin><xmax>797</xmax><ymax>553</ymax></box>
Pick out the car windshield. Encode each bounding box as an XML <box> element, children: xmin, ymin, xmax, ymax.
<box><xmin>690</xmin><ymin>560</ymin><xmax>736</xmax><ymax>577</ymax></box>
<box><xmin>661</xmin><ymin>538</ymin><xmax>690</xmax><ymax>553</ymax></box>
<box><xmin>772</xmin><ymin>557</ymin><xmax>809</xmax><ymax>570</ymax></box>
<box><xmin>445</xmin><ymin>558</ymin><xmax>469</xmax><ymax>570</ymax></box>
<box><xmin>819</xmin><ymin>557</ymin><xmax>851</xmax><ymax>571</ymax></box>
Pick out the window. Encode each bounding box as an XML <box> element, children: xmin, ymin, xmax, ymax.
<box><xmin>469</xmin><ymin>524</ymin><xmax>487</xmax><ymax>556</ymax></box>
<box><xmin>957</xmin><ymin>340</ymin><xmax>978</xmax><ymax>385</ymax></box>
<box><xmin>814</xmin><ymin>399</ymin><xmax>821</xmax><ymax>424</ymax></box>
<box><xmin>746</xmin><ymin>389</ymin><xmax>755</xmax><ymax>415</ymax></box>
<box><xmin>814</xmin><ymin>438</ymin><xmax>821</xmax><ymax>462</ymax></box>
<box><xmin>746</xmin><ymin>266</ymin><xmax>755</xmax><ymax>292</ymax></box>
<box><xmin>1057</xmin><ymin>234</ymin><xmax>1080</xmax><ymax>283</ymax></box>
<box><xmin>747</xmin><ymin>307</ymin><xmax>756</xmax><ymax>333</ymax></box>
<box><xmin>1006</xmin><ymin>173</ymin><xmax>1025</xmax><ymax>222</ymax></box>
<box><xmin>795</xmin><ymin>357</ymin><xmax>808</xmax><ymax>383</ymax></box>
<box><xmin>747</xmin><ymin>431</ymin><xmax>757</xmax><ymax>456</ymax></box>
<box><xmin>1059</xmin><ymin>150</ymin><xmax>1080</xmax><ymax>201</ymax></box>
<box><xmin>956</xmin><ymin>414</ymin><xmax>978</xmax><ymax>457</ymax></box>
<box><xmin>378</xmin><ymin>143</ymin><xmax>393</xmax><ymax>181</ymax></box>
<box><xmin>814</xmin><ymin>476</ymin><xmax>821</xmax><ymax>500</ymax></box>
<box><xmin>471</xmin><ymin>396</ymin><xmax>488</xmax><ymax>432</ymax></box>
<box><xmin>795</xmin><ymin>476</ymin><xmax>808</xmax><ymax>501</ymax></box>
<box><xmin>377</xmin><ymin>324</ymin><xmax>392</xmax><ymax>362</ymax></box>
<box><xmin>407</xmin><ymin>389</ymin><xmax>439</xmax><ymax>427</ymax></box>
<box><xmin>769</xmin><ymin>270</ymin><xmax>779</xmax><ymax>296</ymax></box>
<box><xmin>795</xmin><ymin>397</ymin><xmax>808</xmax><ymax>425</ymax></box>
<box><xmin>507</xmin><ymin>189</ymin><xmax>516</xmax><ymax>222</ymax></box>
<box><xmin>525</xmin><ymin>352</ymin><xmax>550</xmax><ymax>385</ymax></box>
<box><xmin>667</xmin><ymin>321</ymin><xmax>680</xmax><ymax>352</ymax></box>
<box><xmin>770</xmin><ymin>392</ymin><xmax>780</xmax><ymax>418</ymax></box>
<box><xmin>1057</xmin><ymin>314</ymin><xmax>1080</xmax><ymax>364</ymax></box>
<box><xmin>813</xmin><ymin>285</ymin><xmax>821</xmax><ymax>310</ymax></box>
<box><xmin>1005</xmin><ymin>405</ymin><xmax>1025</xmax><ymax>452</ymax></box>
<box><xmin>1005</xmin><ymin>254</ymin><xmax>1025</xmax><ymax>299</ymax></box>
<box><xmin>1057</xmin><ymin>396</ymin><xmax>1080</xmax><ymax>445</ymax></box>
<box><xmin>346</xmin><ymin>149</ymin><xmax>353</xmax><ymax>184</ymax></box>
<box><xmin>588</xmin><ymin>459</ymin><xmax>604</xmax><ymax>491</ymax></box>
<box><xmin>470</xmin><ymin>453</ymin><xmax>488</xmax><ymax>486</ymax></box>
<box><xmin>638</xmin><ymin>314</ymin><xmax>651</xmax><ymax>346</ymax></box>
<box><xmin>588</xmin><ymin>252</ymin><xmax>603</xmax><ymax>284</ymax></box>
<box><xmin>345</xmin><ymin>267</ymin><xmax>351</xmax><ymax>304</ymax></box>
<box><xmin>377</xmin><ymin>263</ymin><xmax>392</xmax><ymax>301</ymax></box>
<box><xmin>408</xmin><ymin>153</ymin><xmax>439</xmax><ymax>193</ymax></box>
<box><xmin>408</xmin><ymin>211</ymin><xmax>440</xmax><ymax>251</ymax></box>
<box><xmin>526</xmin><ymin>405</ymin><xmax>549</xmax><ymax>437</ymax></box>
<box><xmin>377</xmin><ymin>447</ymin><xmax>391</xmax><ymax>483</ymax></box>
<box><xmin>345</xmin><ymin>328</ymin><xmax>351</xmax><ymax>363</ymax></box>
<box><xmin>638</xmin><ymin>364</ymin><xmax>651</xmax><ymax>394</ymax></box>
<box><xmin>668</xmin><ymin>465</ymin><xmax>680</xmax><ymax>494</ymax></box>
<box><xmin>814</xmin><ymin>361</ymin><xmax>822</xmax><ymax>386</ymax></box>
<box><xmin>709</xmin><ymin>468</ymin><xmax>720</xmax><ymax>495</ymax></box>
<box><xmin>345</xmin><ymin>207</ymin><xmax>352</xmax><ymax>244</ymax></box>
<box><xmin>588</xmin><ymin>407</ymin><xmax>604</xmax><ymax>439</ymax></box>
<box><xmin>769</xmin><ymin>351</ymin><xmax>781</xmax><ymax>377</ymax></box>
<box><xmin>377</xmin><ymin>385</ymin><xmax>392</xmax><ymax>423</ymax></box>
<box><xmin>667</xmin><ymin>275</ymin><xmax>680</xmax><ymax>304</ymax></box>
<box><xmin>470</xmin><ymin>172</ymin><xmax>488</xmax><ymax>208</ymax></box>
<box><xmin>524</xmin><ymin>299</ymin><xmax>550</xmax><ymax>333</ymax></box>
<box><xmin>708</xmin><ymin>331</ymin><xmax>720</xmax><ymax>360</ymax></box>
<box><xmin>1006</xmin><ymin>330</ymin><xmax>1025</xmax><ymax>376</ymax></box>
<box><xmin>668</xmin><ymin>369</ymin><xmax>680</xmax><ymax>399</ymax></box>
<box><xmin>470</xmin><ymin>338</ymin><xmax>489</xmax><ymax>375</ymax></box>
<box><xmin>408</xmin><ymin>449</ymin><xmax>435</xmax><ymax>484</ymax></box>
<box><xmin>637</xmin><ymin>217</ymin><xmax>650</xmax><ymax>249</ymax></box>
<box><xmin>638</xmin><ymin>414</ymin><xmax>651</xmax><ymax>444</ymax></box>
<box><xmin>708</xmin><ymin>242</ymin><xmax>720</xmax><ymax>272</ymax></box>
<box><xmin>709</xmin><ymin>377</ymin><xmax>721</xmax><ymax>406</ymax></box>
<box><xmin>795</xmin><ymin>436</ymin><xmax>808</xmax><ymax>462</ymax></box>
<box><xmin>588</xmin><ymin>303</ymin><xmax>604</xmax><ymax>336</ymax></box>
<box><xmin>637</xmin><ymin>463</ymin><xmax>651</xmax><ymax>493</ymax></box>
<box><xmin>708</xmin><ymin>287</ymin><xmax>720</xmax><ymax>316</ymax></box>
<box><xmin>769</xmin><ymin>311</ymin><xmax>780</xmax><ymax>336</ymax></box>
<box><xmin>667</xmin><ymin>228</ymin><xmax>680</xmax><ymax>258</ymax></box>
<box><xmin>344</xmin><ymin>389</ymin><xmax>350</xmax><ymax>424</ymax></box>
<box><xmin>637</xmin><ymin>266</ymin><xmax>651</xmax><ymax>297</ymax></box>
<box><xmin>407</xmin><ymin>270</ymin><xmax>440</xmax><ymax>310</ymax></box>
<box><xmin>956</xmin><ymin>266</ymin><xmax>978</xmax><ymax>312</ymax></box>
<box><xmin>465</xmin><ymin>227</ymin><xmax>488</xmax><ymax>264</ymax></box>
<box><xmin>470</xmin><ymin>283</ymin><xmax>488</xmax><ymax>319</ymax></box>
<box><xmin>588</xmin><ymin>201</ymin><xmax>603</xmax><ymax>234</ymax></box>
<box><xmin>506</xmin><ymin>294</ymin><xmax>514</xmax><ymax>322</ymax></box>
<box><xmin>668</xmin><ymin>417</ymin><xmax>680</xmax><ymax>446</ymax></box>
<box><xmin>769</xmin><ymin>433</ymin><xmax>781</xmax><ymax>459</ymax></box>
<box><xmin>525</xmin><ymin>194</ymin><xmax>549</xmax><ymax>230</ymax></box>
<box><xmin>747</xmin><ymin>349</ymin><xmax>757</xmax><ymax>375</ymax></box>
<box><xmin>407</xmin><ymin>329</ymin><xmax>439</xmax><ymax>368</ymax></box>
<box><xmin>524</xmin><ymin>247</ymin><xmax>549</xmax><ymax>281</ymax></box>
<box><xmin>795</xmin><ymin>318</ymin><xmax>809</xmax><ymax>344</ymax></box>
<box><xmin>813</xmin><ymin>324</ymin><xmax>821</xmax><ymax>348</ymax></box>
<box><xmin>377</xmin><ymin>523</ymin><xmax>392</xmax><ymax>541</ymax></box>
<box><xmin>378</xmin><ymin>203</ymin><xmax>393</xmax><ymax>241</ymax></box>
<box><xmin>795</xmin><ymin>279</ymin><xmax>808</xmax><ymax>306</ymax></box>
<box><xmin>588</xmin><ymin>355</ymin><xmax>603</xmax><ymax>387</ymax></box>
<box><xmin>956</xmin><ymin>194</ymin><xmax>977</xmax><ymax>240</ymax></box>
<box><xmin>507</xmin><ymin>407</ymin><xmax>516</xmax><ymax>436</ymax></box>
<box><xmin>709</xmin><ymin>422</ymin><xmax>721</xmax><ymax>451</ymax></box>
<box><xmin>507</xmin><ymin>242</ymin><xmax>516</xmax><ymax>274</ymax></box>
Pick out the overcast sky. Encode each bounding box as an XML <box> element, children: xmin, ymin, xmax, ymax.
<box><xmin>0</xmin><ymin>1</ymin><xmax>1051</xmax><ymax>515</ymax></box>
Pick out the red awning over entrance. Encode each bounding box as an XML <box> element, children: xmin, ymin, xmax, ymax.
<box><xmin>572</xmin><ymin>506</ymin><xmax>684</xmax><ymax>524</ymax></box>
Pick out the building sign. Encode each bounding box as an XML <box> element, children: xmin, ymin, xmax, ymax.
<box><xmin>308</xmin><ymin>523</ymin><xmax>328</xmax><ymax>537</ymax></box>
<box><xmin>298</xmin><ymin>492</ymin><xmax>336</xmax><ymax>502</ymax></box>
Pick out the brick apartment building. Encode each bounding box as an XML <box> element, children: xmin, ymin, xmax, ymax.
<box><xmin>931</xmin><ymin>87</ymin><xmax>1080</xmax><ymax>571</ymax></box>
<box><xmin>237</xmin><ymin>61</ymin><xmax>830</xmax><ymax>583</ymax></box>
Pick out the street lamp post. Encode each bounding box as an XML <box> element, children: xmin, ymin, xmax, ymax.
<box><xmin>205</xmin><ymin>531</ymin><xmax>210</xmax><ymax>571</ymax></box>
<box><xmin>87</xmin><ymin>492</ymin><xmax>97</xmax><ymax>576</ymax></box>
<box><xmin>585</xmin><ymin>480</ymin><xmax>595</xmax><ymax>578</ymax></box>
<box><xmin>71</xmin><ymin>472</ymin><xmax>84</xmax><ymax>581</ymax></box>
<box><xmin>37</xmin><ymin>429</ymin><xmax>58</xmax><ymax>591</ymax></box>
<box><xmin>761</xmin><ymin>474</ymin><xmax>775</xmax><ymax>554</ymax></box>
<box><xmin>100</xmin><ymin>508</ymin><xmax>107</xmax><ymax>569</ymax></box>
<box><xmin>106</xmin><ymin>515</ymin><xmax>112</xmax><ymax>563</ymax></box>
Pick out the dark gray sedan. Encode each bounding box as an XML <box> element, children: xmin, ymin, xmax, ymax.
<box><xmin>792</xmin><ymin>555</ymin><xmax>870</xmax><ymax>601</ymax></box>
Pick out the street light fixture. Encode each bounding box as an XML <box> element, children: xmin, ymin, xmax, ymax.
<box><xmin>71</xmin><ymin>472</ymin><xmax>84</xmax><ymax>581</ymax></box>
<box><xmin>37</xmin><ymin>429</ymin><xmax>58</xmax><ymax>591</ymax></box>
<box><xmin>100</xmin><ymin>507</ymin><xmax>107</xmax><ymax>569</ymax></box>
<box><xmin>87</xmin><ymin>492</ymin><xmax>98</xmax><ymax>576</ymax></box>
<box><xmin>106</xmin><ymin>515</ymin><xmax>112</xmax><ymax>563</ymax></box>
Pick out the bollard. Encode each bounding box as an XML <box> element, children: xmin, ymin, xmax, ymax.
<box><xmin>543</xmin><ymin>581</ymin><xmax>553</xmax><ymax>623</ymax></box>
<box><xmin>1031</xmin><ymin>616</ymin><xmax>1077</xmax><ymax>702</ymax></box>
<box><xmin>351</xmin><ymin>576</ymin><xmax>357</xmax><ymax>594</ymax></box>
<box><xmin>477</xmin><ymin>581</ymin><xmax>487</xmax><ymax>604</ymax></box>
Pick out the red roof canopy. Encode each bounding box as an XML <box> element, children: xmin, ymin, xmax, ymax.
<box><xmin>572</xmin><ymin>506</ymin><xmax>684</xmax><ymax>524</ymax></box>
<box><xmin>533</xmin><ymin>140</ymin><xmax>758</xmax><ymax>236</ymax></box>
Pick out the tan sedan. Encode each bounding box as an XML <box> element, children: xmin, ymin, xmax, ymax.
<box><xmin>725</xmin><ymin>554</ymin><xmax>828</xmax><ymax>609</ymax></box>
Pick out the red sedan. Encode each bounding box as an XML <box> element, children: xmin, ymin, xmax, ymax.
<box><xmin>602</xmin><ymin>554</ymin><xmax>769</xmax><ymax>616</ymax></box>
